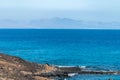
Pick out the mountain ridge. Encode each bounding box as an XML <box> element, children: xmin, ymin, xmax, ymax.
<box><xmin>0</xmin><ymin>18</ymin><xmax>120</xmax><ymax>29</ymax></box>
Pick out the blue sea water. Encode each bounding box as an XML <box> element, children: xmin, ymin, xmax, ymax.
<box><xmin>1</xmin><ymin>29</ymin><xmax>120</xmax><ymax>79</ymax></box>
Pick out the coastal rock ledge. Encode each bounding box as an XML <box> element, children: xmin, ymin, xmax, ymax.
<box><xmin>0</xmin><ymin>53</ymin><xmax>120</xmax><ymax>80</ymax></box>
<box><xmin>0</xmin><ymin>53</ymin><xmax>57</xmax><ymax>80</ymax></box>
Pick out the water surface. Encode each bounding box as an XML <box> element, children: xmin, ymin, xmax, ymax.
<box><xmin>0</xmin><ymin>29</ymin><xmax>120</xmax><ymax>79</ymax></box>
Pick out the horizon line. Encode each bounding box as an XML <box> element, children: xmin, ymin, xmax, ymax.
<box><xmin>0</xmin><ymin>28</ymin><xmax>120</xmax><ymax>30</ymax></box>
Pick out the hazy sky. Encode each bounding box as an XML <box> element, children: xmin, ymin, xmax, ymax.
<box><xmin>0</xmin><ymin>0</ymin><xmax>120</xmax><ymax>22</ymax></box>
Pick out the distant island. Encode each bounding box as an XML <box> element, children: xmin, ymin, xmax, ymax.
<box><xmin>0</xmin><ymin>18</ymin><xmax>120</xmax><ymax>29</ymax></box>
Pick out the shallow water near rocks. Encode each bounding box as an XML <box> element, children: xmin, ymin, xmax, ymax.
<box><xmin>0</xmin><ymin>29</ymin><xmax>120</xmax><ymax>79</ymax></box>
<box><xmin>67</xmin><ymin>74</ymin><xmax>120</xmax><ymax>80</ymax></box>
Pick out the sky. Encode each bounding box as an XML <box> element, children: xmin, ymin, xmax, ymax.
<box><xmin>0</xmin><ymin>0</ymin><xmax>120</xmax><ymax>28</ymax></box>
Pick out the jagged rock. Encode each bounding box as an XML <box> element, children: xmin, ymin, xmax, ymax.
<box><xmin>0</xmin><ymin>53</ymin><xmax>119</xmax><ymax>80</ymax></box>
<box><xmin>0</xmin><ymin>53</ymin><xmax>56</xmax><ymax>80</ymax></box>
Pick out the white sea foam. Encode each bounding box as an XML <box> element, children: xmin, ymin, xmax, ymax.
<box><xmin>80</xmin><ymin>66</ymin><xmax>86</xmax><ymax>69</ymax></box>
<box><xmin>57</xmin><ymin>65</ymin><xmax>87</xmax><ymax>68</ymax></box>
<box><xmin>58</xmin><ymin>66</ymin><xmax>75</xmax><ymax>68</ymax></box>
<box><xmin>64</xmin><ymin>78</ymin><xmax>67</xmax><ymax>80</ymax></box>
<box><xmin>68</xmin><ymin>73</ymin><xmax>78</xmax><ymax>77</ymax></box>
<box><xmin>113</xmin><ymin>72</ymin><xmax>118</xmax><ymax>75</ymax></box>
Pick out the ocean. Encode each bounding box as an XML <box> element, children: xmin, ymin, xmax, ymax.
<box><xmin>1</xmin><ymin>29</ymin><xmax>120</xmax><ymax>80</ymax></box>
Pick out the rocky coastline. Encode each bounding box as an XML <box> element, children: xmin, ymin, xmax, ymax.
<box><xmin>0</xmin><ymin>53</ymin><xmax>119</xmax><ymax>80</ymax></box>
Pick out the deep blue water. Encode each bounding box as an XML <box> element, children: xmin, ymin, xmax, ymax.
<box><xmin>1</xmin><ymin>29</ymin><xmax>120</xmax><ymax>79</ymax></box>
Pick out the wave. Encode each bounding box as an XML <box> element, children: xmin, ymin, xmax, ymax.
<box><xmin>68</xmin><ymin>73</ymin><xmax>78</xmax><ymax>77</ymax></box>
<box><xmin>56</xmin><ymin>65</ymin><xmax>120</xmax><ymax>74</ymax></box>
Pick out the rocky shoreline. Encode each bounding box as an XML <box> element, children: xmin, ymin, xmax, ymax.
<box><xmin>0</xmin><ymin>53</ymin><xmax>119</xmax><ymax>80</ymax></box>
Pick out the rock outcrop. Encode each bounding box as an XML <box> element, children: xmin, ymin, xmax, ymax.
<box><xmin>0</xmin><ymin>54</ymin><xmax>56</xmax><ymax>80</ymax></box>
<box><xmin>0</xmin><ymin>53</ymin><xmax>120</xmax><ymax>80</ymax></box>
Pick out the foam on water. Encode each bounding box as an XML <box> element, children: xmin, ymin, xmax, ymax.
<box><xmin>68</xmin><ymin>73</ymin><xmax>78</xmax><ymax>77</ymax></box>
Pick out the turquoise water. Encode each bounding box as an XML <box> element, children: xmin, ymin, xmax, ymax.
<box><xmin>0</xmin><ymin>29</ymin><xmax>120</xmax><ymax>79</ymax></box>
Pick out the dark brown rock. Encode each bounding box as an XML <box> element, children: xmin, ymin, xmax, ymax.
<box><xmin>0</xmin><ymin>53</ymin><xmax>120</xmax><ymax>80</ymax></box>
<box><xmin>0</xmin><ymin>53</ymin><xmax>56</xmax><ymax>80</ymax></box>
